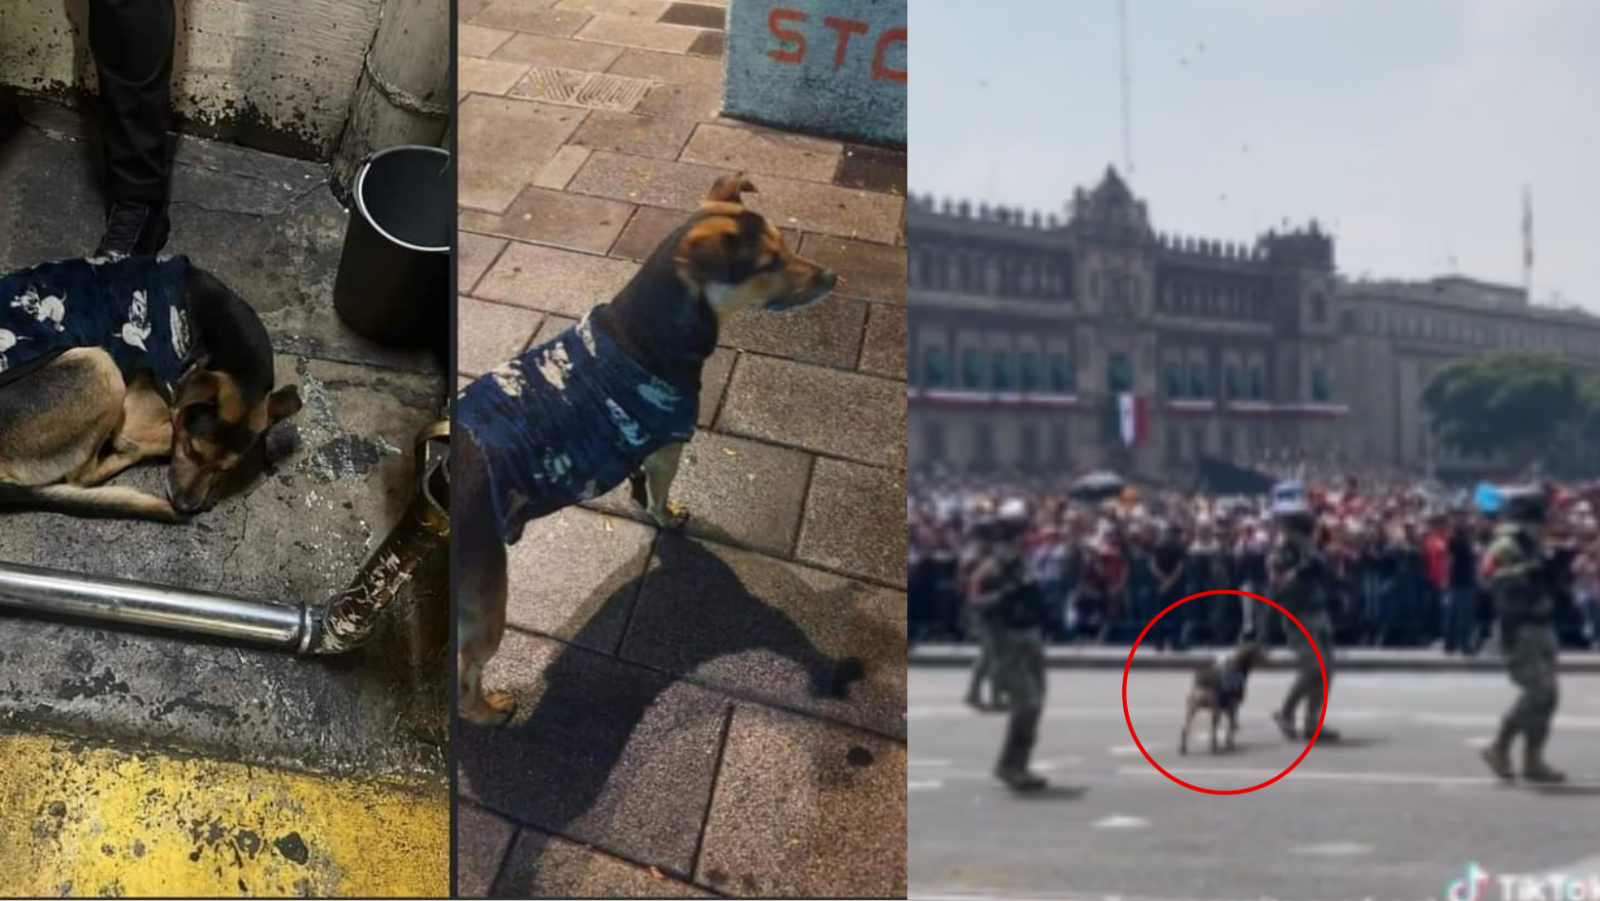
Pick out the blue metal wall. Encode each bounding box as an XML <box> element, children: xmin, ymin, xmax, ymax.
<box><xmin>723</xmin><ymin>0</ymin><xmax>906</xmax><ymax>147</ymax></box>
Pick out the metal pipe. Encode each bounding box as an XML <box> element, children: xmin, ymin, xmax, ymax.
<box><xmin>0</xmin><ymin>562</ymin><xmax>312</xmax><ymax>649</ymax></box>
<box><xmin>0</xmin><ymin>419</ymin><xmax>450</xmax><ymax>655</ymax></box>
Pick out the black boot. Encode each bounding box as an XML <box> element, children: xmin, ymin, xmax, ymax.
<box><xmin>96</xmin><ymin>200</ymin><xmax>170</xmax><ymax>257</ymax></box>
<box><xmin>1480</xmin><ymin>721</ymin><xmax>1517</xmax><ymax>781</ymax></box>
<box><xmin>994</xmin><ymin>706</ymin><xmax>1048</xmax><ymax>792</ymax></box>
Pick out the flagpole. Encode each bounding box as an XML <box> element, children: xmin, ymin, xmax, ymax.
<box><xmin>1523</xmin><ymin>184</ymin><xmax>1533</xmax><ymax>303</ymax></box>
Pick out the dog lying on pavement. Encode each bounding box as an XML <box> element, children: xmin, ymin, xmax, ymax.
<box><xmin>1179</xmin><ymin>640</ymin><xmax>1268</xmax><ymax>755</ymax></box>
<box><xmin>454</xmin><ymin>175</ymin><xmax>839</xmax><ymax>726</ymax></box>
<box><xmin>0</xmin><ymin>255</ymin><xmax>301</xmax><ymax>522</ymax></box>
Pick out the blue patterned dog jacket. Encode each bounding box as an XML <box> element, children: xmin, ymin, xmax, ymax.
<box><xmin>457</xmin><ymin>309</ymin><xmax>699</xmax><ymax>545</ymax></box>
<box><xmin>0</xmin><ymin>255</ymin><xmax>193</xmax><ymax>396</ymax></box>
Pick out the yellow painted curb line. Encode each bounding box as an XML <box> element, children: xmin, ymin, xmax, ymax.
<box><xmin>0</xmin><ymin>733</ymin><xmax>449</xmax><ymax>898</ymax></box>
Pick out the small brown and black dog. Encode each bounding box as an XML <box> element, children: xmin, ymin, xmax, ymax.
<box><xmin>455</xmin><ymin>175</ymin><xmax>839</xmax><ymax>726</ymax></box>
<box><xmin>0</xmin><ymin>259</ymin><xmax>301</xmax><ymax>522</ymax></box>
<box><xmin>1179</xmin><ymin>640</ymin><xmax>1269</xmax><ymax>755</ymax></box>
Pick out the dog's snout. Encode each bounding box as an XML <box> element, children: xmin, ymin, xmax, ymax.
<box><xmin>817</xmin><ymin>268</ymin><xmax>838</xmax><ymax>291</ymax></box>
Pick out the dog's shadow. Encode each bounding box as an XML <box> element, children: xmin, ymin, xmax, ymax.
<box><xmin>457</xmin><ymin>531</ymin><xmax>899</xmax><ymax>888</ymax></box>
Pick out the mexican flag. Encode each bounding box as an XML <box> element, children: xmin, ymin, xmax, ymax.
<box><xmin>1109</xmin><ymin>392</ymin><xmax>1148</xmax><ymax>448</ymax></box>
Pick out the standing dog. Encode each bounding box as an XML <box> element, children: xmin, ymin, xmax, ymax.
<box><xmin>1179</xmin><ymin>640</ymin><xmax>1268</xmax><ymax>755</ymax></box>
<box><xmin>455</xmin><ymin>175</ymin><xmax>839</xmax><ymax>726</ymax></box>
<box><xmin>0</xmin><ymin>255</ymin><xmax>301</xmax><ymax>522</ymax></box>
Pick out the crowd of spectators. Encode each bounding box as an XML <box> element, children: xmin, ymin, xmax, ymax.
<box><xmin>908</xmin><ymin>472</ymin><xmax>1600</xmax><ymax>652</ymax></box>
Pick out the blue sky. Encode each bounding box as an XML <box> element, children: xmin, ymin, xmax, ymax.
<box><xmin>910</xmin><ymin>0</ymin><xmax>1600</xmax><ymax>308</ymax></box>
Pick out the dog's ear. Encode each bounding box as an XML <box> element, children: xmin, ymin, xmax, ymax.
<box><xmin>175</xmin><ymin>367</ymin><xmax>221</xmax><ymax>410</ymax></box>
<box><xmin>674</xmin><ymin>219</ymin><xmax>737</xmax><ymax>286</ymax></box>
<box><xmin>268</xmin><ymin>386</ymin><xmax>302</xmax><ymax>424</ymax></box>
<box><xmin>705</xmin><ymin>174</ymin><xmax>757</xmax><ymax>205</ymax></box>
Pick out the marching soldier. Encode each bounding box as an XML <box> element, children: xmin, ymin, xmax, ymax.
<box><xmin>1269</xmin><ymin>500</ymin><xmax>1341</xmax><ymax>743</ymax></box>
<box><xmin>1480</xmin><ymin>486</ymin><xmax>1565</xmax><ymax>783</ymax></box>
<box><xmin>961</xmin><ymin>505</ymin><xmax>1005</xmax><ymax>711</ymax></box>
<box><xmin>970</xmin><ymin>498</ymin><xmax>1051</xmax><ymax>791</ymax></box>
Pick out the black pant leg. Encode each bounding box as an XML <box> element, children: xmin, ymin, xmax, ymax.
<box><xmin>88</xmin><ymin>0</ymin><xmax>176</xmax><ymax>206</ymax></box>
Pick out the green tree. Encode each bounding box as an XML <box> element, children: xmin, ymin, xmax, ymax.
<box><xmin>1421</xmin><ymin>352</ymin><xmax>1582</xmax><ymax>464</ymax></box>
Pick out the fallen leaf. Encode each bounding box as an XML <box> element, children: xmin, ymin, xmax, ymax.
<box><xmin>603</xmin><ymin>517</ymin><xmax>615</xmax><ymax>532</ymax></box>
<box><xmin>724</xmin><ymin>447</ymin><xmax>737</xmax><ymax>456</ymax></box>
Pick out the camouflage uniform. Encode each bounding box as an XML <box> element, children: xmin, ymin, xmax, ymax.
<box><xmin>1480</xmin><ymin>488</ymin><xmax>1565</xmax><ymax>783</ymax></box>
<box><xmin>971</xmin><ymin>502</ymin><xmax>1050</xmax><ymax>791</ymax></box>
<box><xmin>1269</xmin><ymin>508</ymin><xmax>1339</xmax><ymax>742</ymax></box>
<box><xmin>960</xmin><ymin>531</ymin><xmax>1002</xmax><ymax>710</ymax></box>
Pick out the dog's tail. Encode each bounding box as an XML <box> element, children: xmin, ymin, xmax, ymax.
<box><xmin>0</xmin><ymin>484</ymin><xmax>181</xmax><ymax>523</ymax></box>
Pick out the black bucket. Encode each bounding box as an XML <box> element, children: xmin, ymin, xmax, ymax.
<box><xmin>334</xmin><ymin>145</ymin><xmax>451</xmax><ymax>348</ymax></box>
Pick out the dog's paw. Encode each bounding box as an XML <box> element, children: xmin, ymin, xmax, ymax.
<box><xmin>811</xmin><ymin>657</ymin><xmax>866</xmax><ymax>699</ymax></box>
<box><xmin>650</xmin><ymin>502</ymin><xmax>690</xmax><ymax>530</ymax></box>
<box><xmin>461</xmin><ymin>690</ymin><xmax>518</xmax><ymax>727</ymax></box>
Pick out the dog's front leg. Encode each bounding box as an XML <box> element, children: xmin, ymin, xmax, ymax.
<box><xmin>1226</xmin><ymin>707</ymin><xmax>1240</xmax><ymax>750</ymax></box>
<box><xmin>71</xmin><ymin>373</ymin><xmax>174</xmax><ymax>487</ymax></box>
<box><xmin>1210</xmin><ymin>709</ymin><xmax>1222</xmax><ymax>753</ymax></box>
<box><xmin>640</xmin><ymin>442</ymin><xmax>688</xmax><ymax>529</ymax></box>
<box><xmin>1179</xmin><ymin>699</ymin><xmax>1197</xmax><ymax>755</ymax></box>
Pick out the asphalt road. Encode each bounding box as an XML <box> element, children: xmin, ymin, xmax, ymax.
<box><xmin>910</xmin><ymin>667</ymin><xmax>1600</xmax><ymax>901</ymax></box>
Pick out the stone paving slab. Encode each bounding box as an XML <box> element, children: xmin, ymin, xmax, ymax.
<box><xmin>459</xmin><ymin>185</ymin><xmax>635</xmax><ymax>253</ymax></box>
<box><xmin>502</xmin><ymin>505</ymin><xmax>656</xmax><ymax>654</ymax></box>
<box><xmin>798</xmin><ymin>233</ymin><xmax>907</xmax><ymax>304</ymax></box>
<box><xmin>493</xmin><ymin>31</ymin><xmax>626</xmax><ymax>71</ymax></box>
<box><xmin>620</xmin><ymin>535</ymin><xmax>907</xmax><ymax>737</ymax></box>
<box><xmin>836</xmin><ymin>144</ymin><xmax>908</xmax><ymax>194</ymax></box>
<box><xmin>475</xmin><ymin>241</ymin><xmax>640</xmax><ymax>315</ymax></box>
<box><xmin>556</xmin><ymin>0</ymin><xmax>672</xmax><ymax>18</ymax></box>
<box><xmin>494</xmin><ymin>826</ymin><xmax>715</xmax><ymax>898</ymax></box>
<box><xmin>717</xmin><ymin>355</ymin><xmax>906</xmax><ymax>468</ymax></box>
<box><xmin>606</xmin><ymin>48</ymin><xmax>723</xmax><ymax>84</ymax></box>
<box><xmin>568</xmin><ymin>149</ymin><xmax>729</xmax><ymax>210</ymax></box>
<box><xmin>716</xmin><ymin>297</ymin><xmax>866</xmax><ymax>371</ymax></box>
<box><xmin>459</xmin><ymin>95</ymin><xmax>587</xmax><ymax>212</ymax></box>
<box><xmin>694</xmin><ymin>705</ymin><xmax>908</xmax><ymax>898</ymax></box>
<box><xmin>575</xmin><ymin>16</ymin><xmax>703</xmax><ymax>53</ymax></box>
<box><xmin>532</xmin><ymin>144</ymin><xmax>592</xmax><ymax>189</ymax></box>
<box><xmin>859</xmin><ymin>302</ymin><xmax>908</xmax><ymax>379</ymax></box>
<box><xmin>632</xmin><ymin>81</ymin><xmax>724</xmax><ymax>121</ymax></box>
<box><xmin>459</xmin><ymin>630</ymin><xmax>729</xmax><ymax>877</ymax></box>
<box><xmin>456</xmin><ymin>298</ymin><xmax>543</xmax><ymax>378</ymax></box>
<box><xmin>460</xmin><ymin>0</ymin><xmax>493</xmax><ymax>22</ymax></box>
<box><xmin>456</xmin><ymin>803</ymin><xmax>519</xmax><ymax>898</ymax></box>
<box><xmin>660</xmin><ymin>2</ymin><xmax>726</xmax><ymax>30</ymax></box>
<box><xmin>586</xmin><ymin>429</ymin><xmax>811</xmax><ymax>557</ymax></box>
<box><xmin>459</xmin><ymin>231</ymin><xmax>508</xmax><ymax>293</ymax></box>
<box><xmin>679</xmin><ymin>122</ymin><xmax>842</xmax><ymax>183</ymax></box>
<box><xmin>573</xmin><ymin>109</ymin><xmax>698</xmax><ymax>160</ymax></box>
<box><xmin>687</xmin><ymin>30</ymin><xmax>724</xmax><ymax>58</ymax></box>
<box><xmin>472</xmin><ymin>1</ymin><xmax>591</xmax><ymax>37</ymax></box>
<box><xmin>461</xmin><ymin>23</ymin><xmax>517</xmax><ymax>58</ymax></box>
<box><xmin>740</xmin><ymin>174</ymin><xmax>904</xmax><ymax>245</ymax></box>
<box><xmin>798</xmin><ymin>459</ymin><xmax>909</xmax><ymax>588</ymax></box>
<box><xmin>460</xmin><ymin>56</ymin><xmax>532</xmax><ymax>95</ymax></box>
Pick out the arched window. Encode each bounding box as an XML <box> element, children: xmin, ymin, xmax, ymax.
<box><xmin>961</xmin><ymin>348</ymin><xmax>983</xmax><ymax>389</ymax></box>
<box><xmin>1019</xmin><ymin>353</ymin><xmax>1040</xmax><ymax>392</ymax></box>
<box><xmin>1165</xmin><ymin>360</ymin><xmax>1186</xmax><ymax>398</ymax></box>
<box><xmin>923</xmin><ymin>347</ymin><xmax>948</xmax><ymax>388</ymax></box>
<box><xmin>1224</xmin><ymin>363</ymin><xmax>1243</xmax><ymax>400</ymax></box>
<box><xmin>1189</xmin><ymin>360</ymin><xmax>1209</xmax><ymax>398</ymax></box>
<box><xmin>1107</xmin><ymin>353</ymin><xmax>1134</xmax><ymax>393</ymax></box>
<box><xmin>1049</xmin><ymin>354</ymin><xmax>1076</xmax><ymax>394</ymax></box>
<box><xmin>992</xmin><ymin>351</ymin><xmax>1015</xmax><ymax>391</ymax></box>
<box><xmin>1248</xmin><ymin>366</ymin><xmax>1266</xmax><ymax>400</ymax></box>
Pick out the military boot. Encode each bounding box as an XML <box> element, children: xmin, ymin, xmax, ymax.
<box><xmin>1480</xmin><ymin>721</ymin><xmax>1517</xmax><ymax>781</ymax></box>
<box><xmin>1522</xmin><ymin>740</ymin><xmax>1567</xmax><ymax>784</ymax></box>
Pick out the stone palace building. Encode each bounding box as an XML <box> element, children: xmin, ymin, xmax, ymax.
<box><xmin>908</xmin><ymin>167</ymin><xmax>1600</xmax><ymax>479</ymax></box>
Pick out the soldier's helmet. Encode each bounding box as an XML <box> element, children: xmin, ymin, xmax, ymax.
<box><xmin>995</xmin><ymin>498</ymin><xmax>1032</xmax><ymax>539</ymax></box>
<box><xmin>1271</xmin><ymin>498</ymin><xmax>1315</xmax><ymax>533</ymax></box>
<box><xmin>1501</xmin><ymin>485</ymin><xmax>1549</xmax><ymax>525</ymax></box>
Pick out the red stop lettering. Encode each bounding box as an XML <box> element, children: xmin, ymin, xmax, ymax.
<box><xmin>768</xmin><ymin>8</ymin><xmax>807</xmax><ymax>64</ymax></box>
<box><xmin>823</xmin><ymin>16</ymin><xmax>869</xmax><ymax>70</ymax></box>
<box><xmin>873</xmin><ymin>27</ymin><xmax>907</xmax><ymax>83</ymax></box>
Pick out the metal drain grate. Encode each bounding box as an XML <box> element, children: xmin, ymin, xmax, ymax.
<box><xmin>514</xmin><ymin>68</ymin><xmax>653</xmax><ymax>112</ymax></box>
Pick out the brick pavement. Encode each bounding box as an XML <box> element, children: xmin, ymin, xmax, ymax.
<box><xmin>454</xmin><ymin>0</ymin><xmax>907</xmax><ymax>895</ymax></box>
